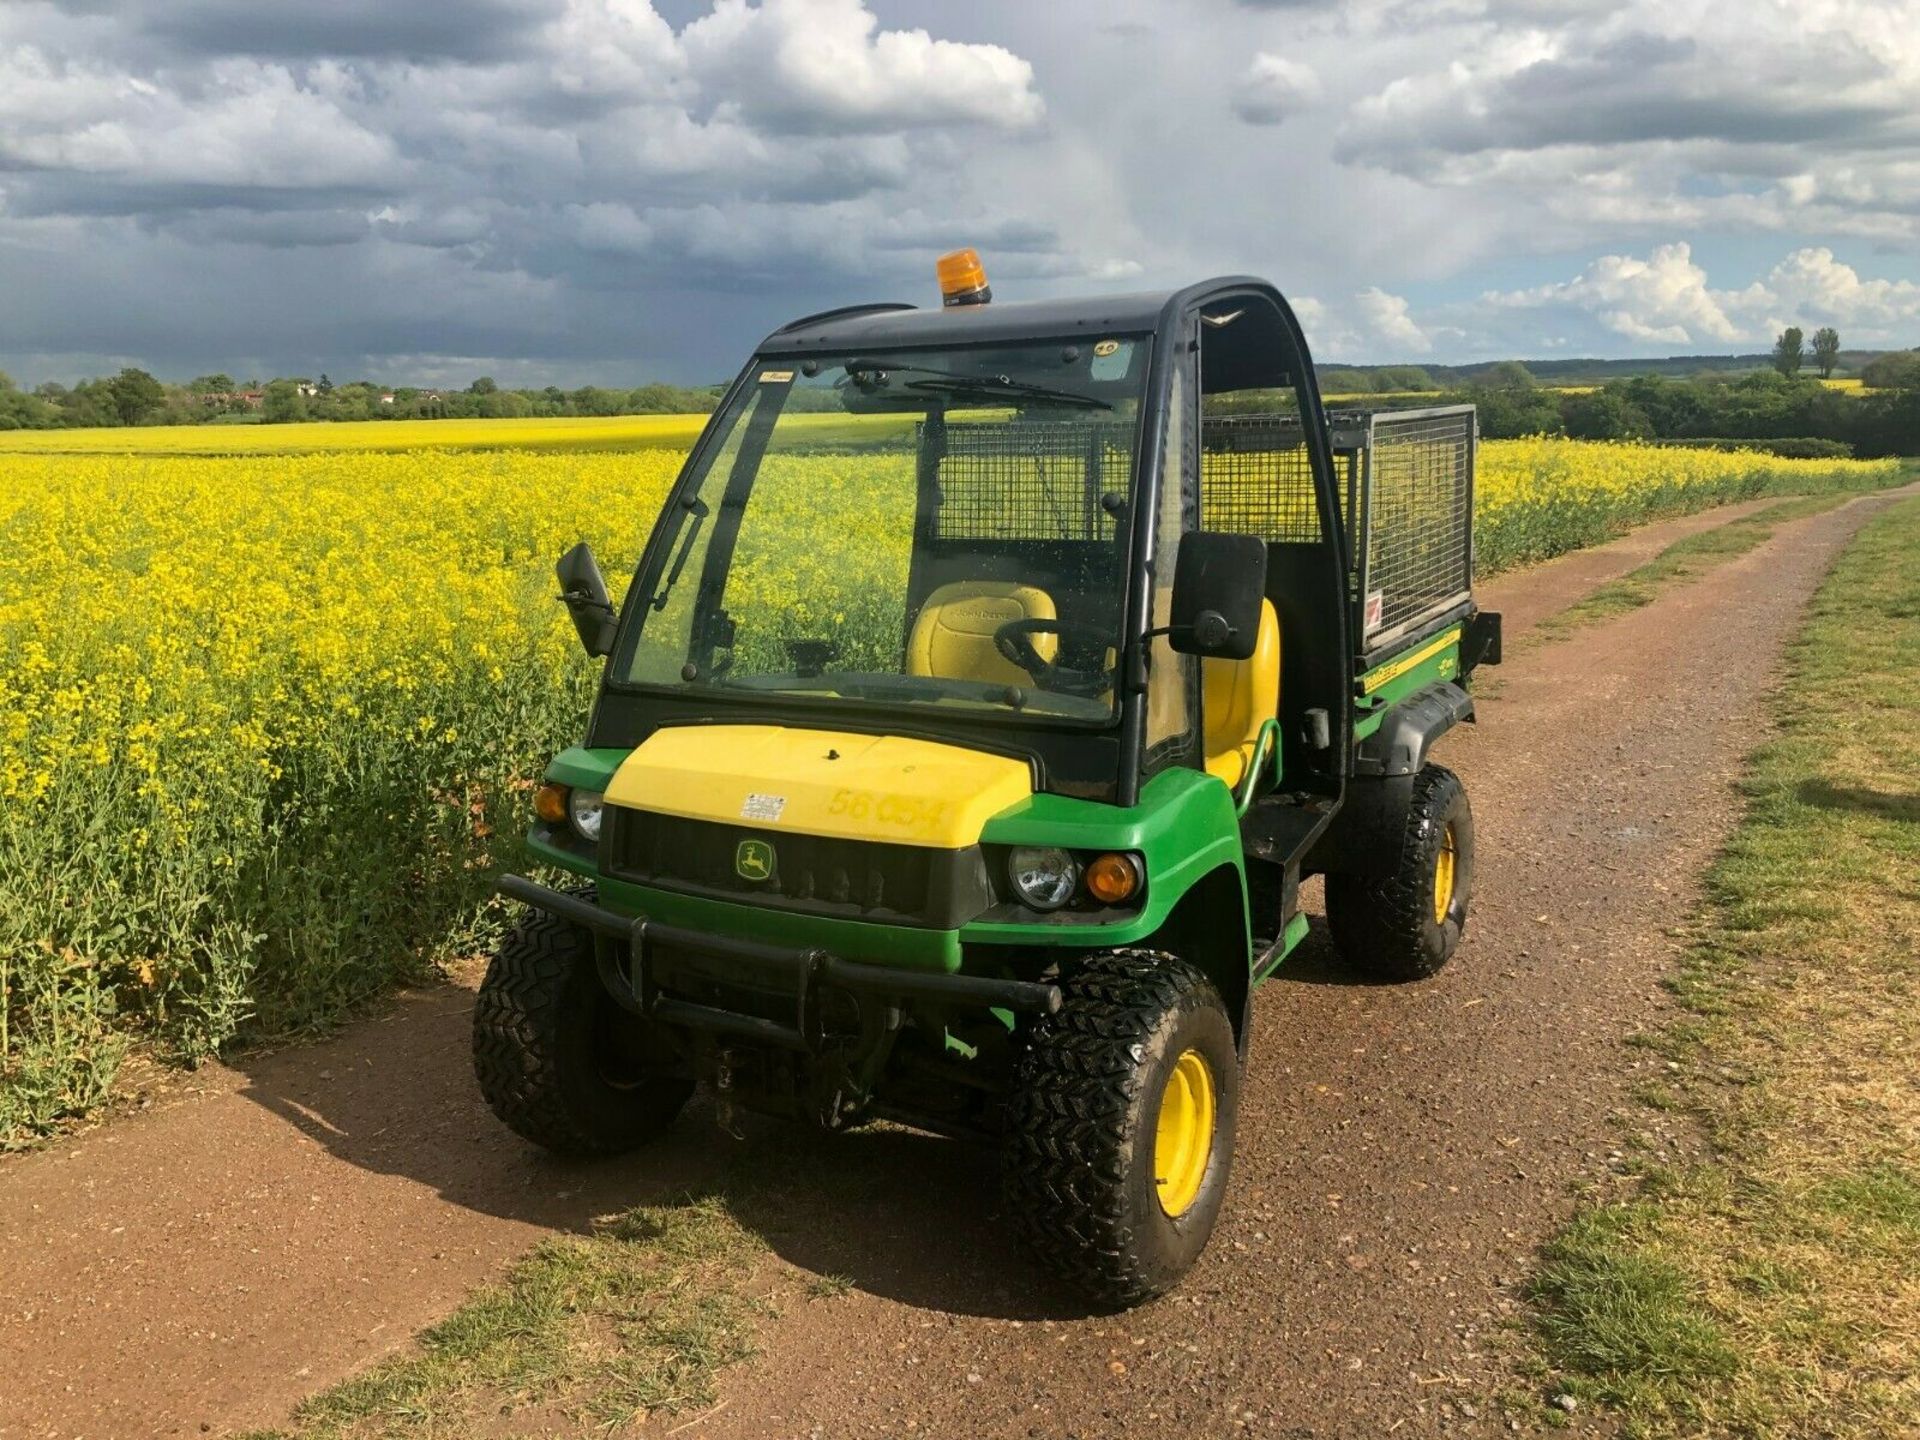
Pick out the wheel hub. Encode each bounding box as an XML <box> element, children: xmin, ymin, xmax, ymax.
<box><xmin>1432</xmin><ymin>821</ymin><xmax>1457</xmax><ymax>925</ymax></box>
<box><xmin>1154</xmin><ymin>1048</ymin><xmax>1216</xmax><ymax>1217</ymax></box>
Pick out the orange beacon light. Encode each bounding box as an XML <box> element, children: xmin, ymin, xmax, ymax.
<box><xmin>936</xmin><ymin>248</ymin><xmax>992</xmax><ymax>307</ymax></box>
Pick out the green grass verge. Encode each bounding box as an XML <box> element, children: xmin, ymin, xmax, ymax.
<box><xmin>233</xmin><ymin>1128</ymin><xmax>898</xmax><ymax>1437</ymax></box>
<box><xmin>1532</xmin><ymin>481</ymin><xmax>1905</xmax><ymax>643</ymax></box>
<box><xmin>1522</xmin><ymin>493</ymin><xmax>1920</xmax><ymax>1436</ymax></box>
<box><xmin>237</xmin><ymin>1194</ymin><xmax>767</xmax><ymax>1440</ymax></box>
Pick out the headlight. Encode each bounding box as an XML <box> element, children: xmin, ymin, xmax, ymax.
<box><xmin>567</xmin><ymin>787</ymin><xmax>605</xmax><ymax>843</ymax></box>
<box><xmin>1007</xmin><ymin>845</ymin><xmax>1078</xmax><ymax>911</ymax></box>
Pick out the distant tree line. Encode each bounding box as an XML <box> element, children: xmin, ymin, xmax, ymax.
<box><xmin>1315</xmin><ymin>332</ymin><xmax>1903</xmax><ymax>394</ymax></box>
<box><xmin>0</xmin><ymin>369</ymin><xmax>724</xmax><ymax>430</ymax></box>
<box><xmin>1301</xmin><ymin>335</ymin><xmax>1920</xmax><ymax>456</ymax></box>
<box><xmin>1413</xmin><ymin>360</ymin><xmax>1920</xmax><ymax>456</ymax></box>
<box><xmin>9</xmin><ymin>343</ymin><xmax>1920</xmax><ymax>454</ymax></box>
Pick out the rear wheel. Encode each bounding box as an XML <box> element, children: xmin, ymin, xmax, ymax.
<box><xmin>473</xmin><ymin>896</ymin><xmax>693</xmax><ymax>1155</ymax></box>
<box><xmin>1002</xmin><ymin>951</ymin><xmax>1239</xmax><ymax>1309</ymax></box>
<box><xmin>1325</xmin><ymin>763</ymin><xmax>1474</xmax><ymax>981</ymax></box>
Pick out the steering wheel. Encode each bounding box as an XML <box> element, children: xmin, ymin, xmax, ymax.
<box><xmin>783</xmin><ymin>637</ymin><xmax>839</xmax><ymax>678</ymax></box>
<box><xmin>994</xmin><ymin>618</ymin><xmax>1114</xmax><ymax>697</ymax></box>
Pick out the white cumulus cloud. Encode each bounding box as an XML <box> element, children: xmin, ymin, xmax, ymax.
<box><xmin>681</xmin><ymin>0</ymin><xmax>1043</xmax><ymax>131</ymax></box>
<box><xmin>1479</xmin><ymin>242</ymin><xmax>1920</xmax><ymax>348</ymax></box>
<box><xmin>1334</xmin><ymin>1</ymin><xmax>1920</xmax><ymax>247</ymax></box>
<box><xmin>1233</xmin><ymin>53</ymin><xmax>1321</xmax><ymax>125</ymax></box>
<box><xmin>1483</xmin><ymin>243</ymin><xmax>1740</xmax><ymax>345</ymax></box>
<box><xmin>1355</xmin><ymin>286</ymin><xmax>1432</xmax><ymax>354</ymax></box>
<box><xmin>0</xmin><ymin>52</ymin><xmax>403</xmax><ymax>190</ymax></box>
<box><xmin>1288</xmin><ymin>287</ymin><xmax>1432</xmax><ymax>359</ymax></box>
<box><xmin>1751</xmin><ymin>247</ymin><xmax>1920</xmax><ymax>332</ymax></box>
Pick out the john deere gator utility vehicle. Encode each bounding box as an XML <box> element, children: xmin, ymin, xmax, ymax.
<box><xmin>477</xmin><ymin>251</ymin><xmax>1501</xmax><ymax>1307</ymax></box>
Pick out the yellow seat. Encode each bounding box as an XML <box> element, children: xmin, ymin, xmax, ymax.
<box><xmin>907</xmin><ymin>581</ymin><xmax>1058</xmax><ymax>688</ymax></box>
<box><xmin>1202</xmin><ymin>599</ymin><xmax>1281</xmax><ymax>790</ymax></box>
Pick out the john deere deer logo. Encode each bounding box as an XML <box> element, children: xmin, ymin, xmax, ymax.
<box><xmin>735</xmin><ymin>838</ymin><xmax>775</xmax><ymax>882</ymax></box>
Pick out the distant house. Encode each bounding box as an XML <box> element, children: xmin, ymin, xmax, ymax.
<box><xmin>295</xmin><ymin>383</ymin><xmax>320</xmax><ymax>398</ymax></box>
<box><xmin>379</xmin><ymin>392</ymin><xmax>396</xmax><ymax>406</ymax></box>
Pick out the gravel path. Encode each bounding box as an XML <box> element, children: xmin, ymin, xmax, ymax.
<box><xmin>2</xmin><ymin>491</ymin><xmax>1906</xmax><ymax>1440</ymax></box>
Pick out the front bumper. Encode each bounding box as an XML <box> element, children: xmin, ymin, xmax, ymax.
<box><xmin>495</xmin><ymin>873</ymin><xmax>1062</xmax><ymax>1054</ymax></box>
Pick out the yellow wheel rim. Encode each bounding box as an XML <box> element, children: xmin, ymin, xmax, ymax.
<box><xmin>1433</xmin><ymin>821</ymin><xmax>1457</xmax><ymax>926</ymax></box>
<box><xmin>1153</xmin><ymin>1048</ymin><xmax>1216</xmax><ymax>1218</ymax></box>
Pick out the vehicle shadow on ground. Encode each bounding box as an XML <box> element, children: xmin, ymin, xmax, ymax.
<box><xmin>228</xmin><ymin>983</ymin><xmax>1089</xmax><ymax>1321</ymax></box>
<box><xmin>1260</xmin><ymin>916</ymin><xmax>1399</xmax><ymax>987</ymax></box>
<box><xmin>231</xmin><ymin>919</ymin><xmax>1372</xmax><ymax>1323</ymax></box>
<box><xmin>708</xmin><ymin>1121</ymin><xmax>1097</xmax><ymax>1320</ymax></box>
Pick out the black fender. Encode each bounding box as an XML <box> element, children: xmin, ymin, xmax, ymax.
<box><xmin>1309</xmin><ymin>681</ymin><xmax>1472</xmax><ymax>876</ymax></box>
<box><xmin>1351</xmin><ymin>680</ymin><xmax>1474</xmax><ymax>779</ymax></box>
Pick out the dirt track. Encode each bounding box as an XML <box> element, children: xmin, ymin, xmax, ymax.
<box><xmin>1</xmin><ymin>491</ymin><xmax>1908</xmax><ymax>1440</ymax></box>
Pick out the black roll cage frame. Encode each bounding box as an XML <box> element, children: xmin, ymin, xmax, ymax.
<box><xmin>587</xmin><ymin>277</ymin><xmax>1352</xmax><ymax>811</ymax></box>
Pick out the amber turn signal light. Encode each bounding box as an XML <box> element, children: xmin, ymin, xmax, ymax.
<box><xmin>1084</xmin><ymin>852</ymin><xmax>1142</xmax><ymax>905</ymax></box>
<box><xmin>533</xmin><ymin>782</ymin><xmax>570</xmax><ymax>824</ymax></box>
<box><xmin>936</xmin><ymin>247</ymin><xmax>991</xmax><ymax>307</ymax></box>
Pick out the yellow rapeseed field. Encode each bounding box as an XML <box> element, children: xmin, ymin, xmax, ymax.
<box><xmin>1469</xmin><ymin>435</ymin><xmax>1899</xmax><ymax>568</ymax></box>
<box><xmin>0</xmin><ymin>410</ymin><xmax>928</xmax><ymax>457</ymax></box>
<box><xmin>0</xmin><ymin>413</ymin><xmax>710</xmax><ymax>456</ymax></box>
<box><xmin>0</xmin><ymin>429</ymin><xmax>1899</xmax><ymax>1140</ymax></box>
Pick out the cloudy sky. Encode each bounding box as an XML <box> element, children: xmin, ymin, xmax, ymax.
<box><xmin>3</xmin><ymin>0</ymin><xmax>1918</xmax><ymax>385</ymax></box>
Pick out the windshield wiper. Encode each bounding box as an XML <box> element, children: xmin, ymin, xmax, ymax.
<box><xmin>720</xmin><ymin>671</ymin><xmax>1029</xmax><ymax>708</ymax></box>
<box><xmin>903</xmin><ymin>377</ymin><xmax>1110</xmax><ymax>411</ymax></box>
<box><xmin>842</xmin><ymin>360</ymin><xmax>1111</xmax><ymax>411</ymax></box>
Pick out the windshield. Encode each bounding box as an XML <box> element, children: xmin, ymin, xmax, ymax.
<box><xmin>616</xmin><ymin>337</ymin><xmax>1150</xmax><ymax>723</ymax></box>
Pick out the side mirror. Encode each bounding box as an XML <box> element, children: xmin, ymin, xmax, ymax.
<box><xmin>555</xmin><ymin>542</ymin><xmax>618</xmax><ymax>658</ymax></box>
<box><xmin>1168</xmin><ymin>531</ymin><xmax>1267</xmax><ymax>660</ymax></box>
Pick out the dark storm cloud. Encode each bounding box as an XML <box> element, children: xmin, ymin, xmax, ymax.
<box><xmin>157</xmin><ymin>206</ymin><xmax>376</xmax><ymax>248</ymax></box>
<box><xmin>0</xmin><ymin>175</ymin><xmax>397</xmax><ymax>221</ymax></box>
<box><xmin>1491</xmin><ymin>38</ymin><xmax>1897</xmax><ymax>149</ymax></box>
<box><xmin>0</xmin><ymin>1</ymin><xmax>1061</xmax><ymax>381</ymax></box>
<box><xmin>47</xmin><ymin>0</ymin><xmax>555</xmax><ymax>62</ymax></box>
<box><xmin>1337</xmin><ymin>20</ymin><xmax>1912</xmax><ymax>173</ymax></box>
<box><xmin>1352</xmin><ymin>86</ymin><xmax>1905</xmax><ymax>164</ymax></box>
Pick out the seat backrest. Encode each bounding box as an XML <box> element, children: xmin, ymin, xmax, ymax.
<box><xmin>1201</xmin><ymin>599</ymin><xmax>1281</xmax><ymax>788</ymax></box>
<box><xmin>907</xmin><ymin>580</ymin><xmax>1057</xmax><ymax>687</ymax></box>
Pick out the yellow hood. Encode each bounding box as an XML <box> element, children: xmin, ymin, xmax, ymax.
<box><xmin>602</xmin><ymin>725</ymin><xmax>1032</xmax><ymax>849</ymax></box>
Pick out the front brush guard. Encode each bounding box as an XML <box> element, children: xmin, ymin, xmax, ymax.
<box><xmin>495</xmin><ymin>873</ymin><xmax>1061</xmax><ymax>1056</ymax></box>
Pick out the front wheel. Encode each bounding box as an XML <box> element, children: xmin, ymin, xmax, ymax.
<box><xmin>1325</xmin><ymin>763</ymin><xmax>1474</xmax><ymax>982</ymax></box>
<box><xmin>473</xmin><ymin>897</ymin><xmax>693</xmax><ymax>1156</ymax></box>
<box><xmin>1001</xmin><ymin>951</ymin><xmax>1240</xmax><ymax>1309</ymax></box>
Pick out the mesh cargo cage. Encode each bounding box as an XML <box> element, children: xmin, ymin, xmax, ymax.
<box><xmin>1201</xmin><ymin>405</ymin><xmax>1476</xmax><ymax>655</ymax></box>
<box><xmin>917</xmin><ymin>404</ymin><xmax>1478</xmax><ymax>656</ymax></box>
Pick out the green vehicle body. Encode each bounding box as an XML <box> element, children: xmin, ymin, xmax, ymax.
<box><xmin>497</xmin><ymin>274</ymin><xmax>1500</xmax><ymax>1142</ymax></box>
<box><xmin>531</xmin><ymin>756</ymin><xmax>1244</xmax><ymax>969</ymax></box>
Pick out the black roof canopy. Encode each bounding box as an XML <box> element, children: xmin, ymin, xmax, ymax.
<box><xmin>756</xmin><ymin>277</ymin><xmax>1275</xmax><ymax>356</ymax></box>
